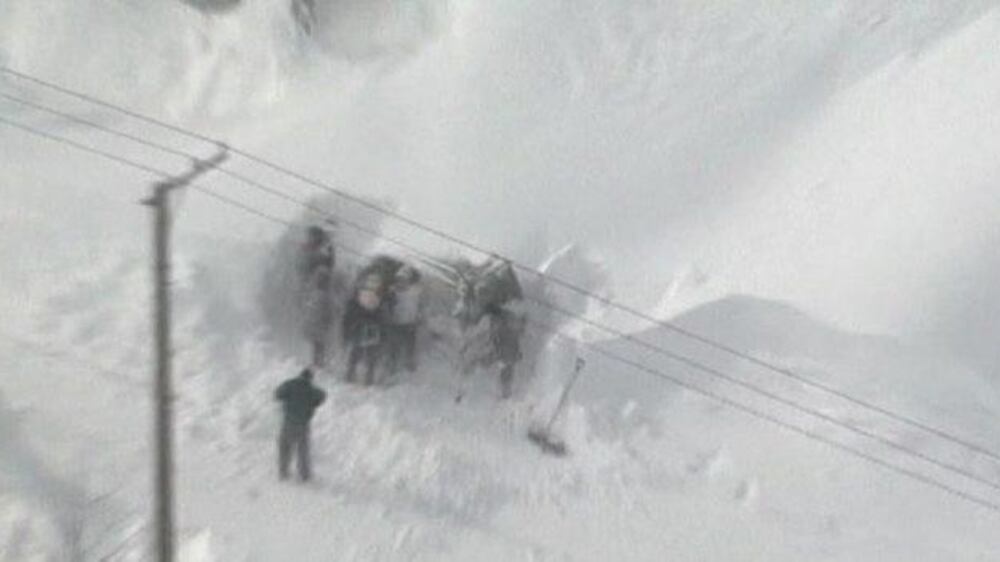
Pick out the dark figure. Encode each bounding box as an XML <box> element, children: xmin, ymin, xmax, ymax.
<box><xmin>480</xmin><ymin>260</ymin><xmax>523</xmax><ymax>309</ymax></box>
<box><xmin>299</xmin><ymin>226</ymin><xmax>335</xmax><ymax>280</ymax></box>
<box><xmin>299</xmin><ymin>226</ymin><xmax>336</xmax><ymax>366</ymax></box>
<box><xmin>387</xmin><ymin>266</ymin><xmax>422</xmax><ymax>375</ymax></box>
<box><xmin>303</xmin><ymin>266</ymin><xmax>335</xmax><ymax>366</ymax></box>
<box><xmin>342</xmin><ymin>277</ymin><xmax>388</xmax><ymax>385</ymax></box>
<box><xmin>485</xmin><ymin>303</ymin><xmax>523</xmax><ymax>399</ymax></box>
<box><xmin>275</xmin><ymin>368</ymin><xmax>326</xmax><ymax>481</ymax></box>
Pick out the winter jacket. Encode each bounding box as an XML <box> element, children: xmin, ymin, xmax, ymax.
<box><xmin>342</xmin><ymin>296</ymin><xmax>387</xmax><ymax>348</ymax></box>
<box><xmin>391</xmin><ymin>284</ymin><xmax>422</xmax><ymax>326</ymax></box>
<box><xmin>490</xmin><ymin>309</ymin><xmax>523</xmax><ymax>364</ymax></box>
<box><xmin>299</xmin><ymin>240</ymin><xmax>335</xmax><ymax>280</ymax></box>
<box><xmin>275</xmin><ymin>377</ymin><xmax>326</xmax><ymax>425</ymax></box>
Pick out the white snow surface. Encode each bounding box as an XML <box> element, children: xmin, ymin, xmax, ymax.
<box><xmin>3</xmin><ymin>1</ymin><xmax>1000</xmax><ymax>560</ymax></box>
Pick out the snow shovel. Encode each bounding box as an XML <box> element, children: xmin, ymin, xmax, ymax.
<box><xmin>528</xmin><ymin>357</ymin><xmax>586</xmax><ymax>456</ymax></box>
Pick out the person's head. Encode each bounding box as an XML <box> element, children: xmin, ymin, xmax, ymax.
<box><xmin>396</xmin><ymin>265</ymin><xmax>420</xmax><ymax>285</ymax></box>
<box><xmin>300</xmin><ymin>368</ymin><xmax>314</xmax><ymax>382</ymax></box>
<box><xmin>306</xmin><ymin>226</ymin><xmax>325</xmax><ymax>246</ymax></box>
<box><xmin>357</xmin><ymin>288</ymin><xmax>381</xmax><ymax>311</ymax></box>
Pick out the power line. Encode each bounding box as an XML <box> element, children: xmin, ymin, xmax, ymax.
<box><xmin>4</xmin><ymin>66</ymin><xmax>995</xmax><ymax>469</ymax></box>
<box><xmin>0</xmin><ymin>113</ymin><xmax>288</xmax><ymax>232</ymax></box>
<box><xmin>0</xmin><ymin>66</ymin><xmax>219</xmax><ymax>147</ymax></box>
<box><xmin>98</xmin><ymin>524</ymin><xmax>147</xmax><ymax>562</ymax></box>
<box><xmin>0</xmin><ymin>91</ymin><xmax>195</xmax><ymax>161</ymax></box>
<box><xmin>5</xmin><ymin>99</ymin><xmax>1000</xmax><ymax>516</ymax></box>
<box><xmin>0</xmin><ymin>114</ymin><xmax>167</xmax><ymax>178</ymax></box>
<box><xmin>0</xmin><ymin>90</ymin><xmax>372</xmax><ymax>252</ymax></box>
<box><xmin>0</xmin><ymin>90</ymin><xmax>464</xmax><ymax>267</ymax></box>
<box><xmin>0</xmin><ymin>111</ymin><xmax>377</xmax><ymax>262</ymax></box>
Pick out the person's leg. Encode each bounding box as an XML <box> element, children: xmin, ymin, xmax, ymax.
<box><xmin>297</xmin><ymin>426</ymin><xmax>312</xmax><ymax>481</ymax></box>
<box><xmin>385</xmin><ymin>326</ymin><xmax>399</xmax><ymax>375</ymax></box>
<box><xmin>363</xmin><ymin>346</ymin><xmax>377</xmax><ymax>386</ymax></box>
<box><xmin>312</xmin><ymin>339</ymin><xmax>326</xmax><ymax>367</ymax></box>
<box><xmin>500</xmin><ymin>362</ymin><xmax>514</xmax><ymax>399</ymax></box>
<box><xmin>345</xmin><ymin>345</ymin><xmax>362</xmax><ymax>383</ymax></box>
<box><xmin>403</xmin><ymin>324</ymin><xmax>417</xmax><ymax>372</ymax></box>
<box><xmin>315</xmin><ymin>310</ymin><xmax>333</xmax><ymax>367</ymax></box>
<box><xmin>278</xmin><ymin>422</ymin><xmax>293</xmax><ymax>480</ymax></box>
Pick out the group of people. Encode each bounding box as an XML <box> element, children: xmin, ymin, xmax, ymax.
<box><xmin>298</xmin><ymin>226</ymin><xmax>424</xmax><ymax>386</ymax></box>
<box><xmin>276</xmin><ymin>228</ymin><xmax>428</xmax><ymax>483</ymax></box>
<box><xmin>278</xmin><ymin>225</ymin><xmax>530</xmax><ymax>482</ymax></box>
<box><xmin>341</xmin><ymin>262</ymin><xmax>423</xmax><ymax>385</ymax></box>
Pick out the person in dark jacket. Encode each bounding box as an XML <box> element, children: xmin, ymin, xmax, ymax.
<box><xmin>341</xmin><ymin>276</ymin><xmax>390</xmax><ymax>385</ymax></box>
<box><xmin>275</xmin><ymin>368</ymin><xmax>326</xmax><ymax>481</ymax></box>
<box><xmin>484</xmin><ymin>302</ymin><xmax>523</xmax><ymax>399</ymax></box>
<box><xmin>298</xmin><ymin>226</ymin><xmax>335</xmax><ymax>282</ymax></box>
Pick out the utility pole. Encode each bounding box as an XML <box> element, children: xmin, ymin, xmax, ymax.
<box><xmin>144</xmin><ymin>145</ymin><xmax>228</xmax><ymax>562</ymax></box>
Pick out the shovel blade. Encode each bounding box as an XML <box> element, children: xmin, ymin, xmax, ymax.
<box><xmin>527</xmin><ymin>427</ymin><xmax>568</xmax><ymax>456</ymax></box>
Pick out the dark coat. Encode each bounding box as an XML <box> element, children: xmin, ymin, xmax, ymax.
<box><xmin>299</xmin><ymin>235</ymin><xmax>335</xmax><ymax>281</ymax></box>
<box><xmin>275</xmin><ymin>376</ymin><xmax>326</xmax><ymax>425</ymax></box>
<box><xmin>342</xmin><ymin>296</ymin><xmax>388</xmax><ymax>347</ymax></box>
<box><xmin>489</xmin><ymin>308</ymin><xmax>523</xmax><ymax>364</ymax></box>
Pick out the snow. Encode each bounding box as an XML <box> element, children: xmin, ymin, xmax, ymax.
<box><xmin>3</xmin><ymin>0</ymin><xmax>1000</xmax><ymax>560</ymax></box>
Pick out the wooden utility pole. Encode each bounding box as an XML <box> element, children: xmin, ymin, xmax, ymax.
<box><xmin>144</xmin><ymin>146</ymin><xmax>228</xmax><ymax>562</ymax></box>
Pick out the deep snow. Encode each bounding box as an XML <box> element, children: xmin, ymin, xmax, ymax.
<box><xmin>3</xmin><ymin>0</ymin><xmax>1000</xmax><ymax>560</ymax></box>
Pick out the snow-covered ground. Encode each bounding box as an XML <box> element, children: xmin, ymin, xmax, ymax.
<box><xmin>3</xmin><ymin>1</ymin><xmax>1000</xmax><ymax>560</ymax></box>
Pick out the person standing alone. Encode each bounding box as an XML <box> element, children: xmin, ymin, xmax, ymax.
<box><xmin>275</xmin><ymin>368</ymin><xmax>326</xmax><ymax>481</ymax></box>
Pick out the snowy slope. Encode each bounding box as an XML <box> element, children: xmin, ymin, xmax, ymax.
<box><xmin>3</xmin><ymin>1</ymin><xmax>1000</xmax><ymax>561</ymax></box>
<box><xmin>3</xmin><ymin>258</ymin><xmax>1000</xmax><ymax>561</ymax></box>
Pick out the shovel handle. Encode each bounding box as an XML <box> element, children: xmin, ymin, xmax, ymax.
<box><xmin>544</xmin><ymin>357</ymin><xmax>586</xmax><ymax>431</ymax></box>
